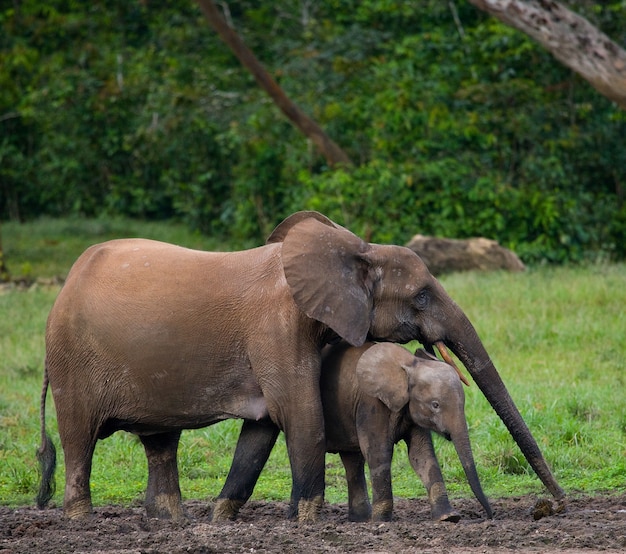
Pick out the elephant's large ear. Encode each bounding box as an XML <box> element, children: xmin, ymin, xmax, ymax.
<box><xmin>356</xmin><ymin>343</ymin><xmax>410</xmax><ymax>412</ymax></box>
<box><xmin>281</xmin><ymin>216</ymin><xmax>375</xmax><ymax>347</ymax></box>
<box><xmin>267</xmin><ymin>211</ymin><xmax>339</xmax><ymax>244</ymax></box>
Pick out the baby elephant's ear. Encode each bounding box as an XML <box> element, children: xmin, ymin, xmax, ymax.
<box><xmin>356</xmin><ymin>343</ymin><xmax>411</xmax><ymax>412</ymax></box>
<box><xmin>414</xmin><ymin>348</ymin><xmax>438</xmax><ymax>362</ymax></box>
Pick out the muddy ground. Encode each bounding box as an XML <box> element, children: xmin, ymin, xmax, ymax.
<box><xmin>2</xmin><ymin>493</ymin><xmax>626</xmax><ymax>553</ymax></box>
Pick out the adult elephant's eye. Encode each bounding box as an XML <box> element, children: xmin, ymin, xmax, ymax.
<box><xmin>414</xmin><ymin>289</ymin><xmax>429</xmax><ymax>309</ymax></box>
<box><xmin>431</xmin><ymin>400</ymin><xmax>440</xmax><ymax>411</ymax></box>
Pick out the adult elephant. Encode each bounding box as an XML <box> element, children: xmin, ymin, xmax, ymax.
<box><xmin>36</xmin><ymin>211</ymin><xmax>564</xmax><ymax>522</ymax></box>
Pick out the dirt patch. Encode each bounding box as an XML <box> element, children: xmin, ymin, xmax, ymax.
<box><xmin>2</xmin><ymin>493</ymin><xmax>625</xmax><ymax>553</ymax></box>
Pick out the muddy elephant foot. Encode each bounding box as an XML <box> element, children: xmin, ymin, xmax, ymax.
<box><xmin>65</xmin><ymin>498</ymin><xmax>93</xmax><ymax>519</ymax></box>
<box><xmin>145</xmin><ymin>493</ymin><xmax>186</xmax><ymax>521</ymax></box>
<box><xmin>428</xmin><ymin>482</ymin><xmax>460</xmax><ymax>523</ymax></box>
<box><xmin>371</xmin><ymin>499</ymin><xmax>393</xmax><ymax>522</ymax></box>
<box><xmin>212</xmin><ymin>499</ymin><xmax>245</xmax><ymax>522</ymax></box>
<box><xmin>297</xmin><ymin>496</ymin><xmax>324</xmax><ymax>523</ymax></box>
<box><xmin>348</xmin><ymin>502</ymin><xmax>372</xmax><ymax>522</ymax></box>
<box><xmin>436</xmin><ymin>510</ymin><xmax>461</xmax><ymax>523</ymax></box>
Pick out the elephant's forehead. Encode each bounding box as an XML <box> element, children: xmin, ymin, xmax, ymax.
<box><xmin>419</xmin><ymin>364</ymin><xmax>464</xmax><ymax>390</ymax></box>
<box><xmin>378</xmin><ymin>269</ymin><xmax>419</xmax><ymax>295</ymax></box>
<box><xmin>386</xmin><ymin>257</ymin><xmax>426</xmax><ymax>289</ymax></box>
<box><xmin>379</xmin><ymin>245</ymin><xmax>427</xmax><ymax>271</ymax></box>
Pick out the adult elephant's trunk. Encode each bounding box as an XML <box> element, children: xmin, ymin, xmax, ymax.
<box><xmin>444</xmin><ymin>306</ymin><xmax>566</xmax><ymax>505</ymax></box>
<box><xmin>450</xmin><ymin>426</ymin><xmax>493</xmax><ymax>518</ymax></box>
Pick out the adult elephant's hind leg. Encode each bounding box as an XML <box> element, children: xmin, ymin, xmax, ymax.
<box><xmin>62</xmin><ymin>434</ymin><xmax>97</xmax><ymax>519</ymax></box>
<box><xmin>56</xmin><ymin>405</ymin><xmax>101</xmax><ymax>519</ymax></box>
<box><xmin>140</xmin><ymin>430</ymin><xmax>184</xmax><ymax>520</ymax></box>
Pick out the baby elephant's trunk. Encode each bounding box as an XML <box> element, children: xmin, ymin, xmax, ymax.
<box><xmin>36</xmin><ymin>367</ymin><xmax>57</xmax><ymax>509</ymax></box>
<box><xmin>451</xmin><ymin>427</ymin><xmax>493</xmax><ymax>519</ymax></box>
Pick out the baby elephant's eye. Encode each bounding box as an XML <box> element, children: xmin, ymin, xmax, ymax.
<box><xmin>431</xmin><ymin>400</ymin><xmax>440</xmax><ymax>411</ymax></box>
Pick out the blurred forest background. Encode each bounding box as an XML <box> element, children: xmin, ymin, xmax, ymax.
<box><xmin>1</xmin><ymin>0</ymin><xmax>625</xmax><ymax>264</ymax></box>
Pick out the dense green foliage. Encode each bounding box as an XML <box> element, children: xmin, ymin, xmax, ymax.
<box><xmin>1</xmin><ymin>219</ymin><xmax>624</xmax><ymax>506</ymax></box>
<box><xmin>2</xmin><ymin>1</ymin><xmax>625</xmax><ymax>261</ymax></box>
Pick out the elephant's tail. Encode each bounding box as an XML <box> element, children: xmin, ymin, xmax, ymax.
<box><xmin>36</xmin><ymin>361</ymin><xmax>56</xmax><ymax>509</ymax></box>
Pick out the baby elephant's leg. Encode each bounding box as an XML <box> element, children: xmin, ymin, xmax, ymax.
<box><xmin>406</xmin><ymin>427</ymin><xmax>460</xmax><ymax>522</ymax></box>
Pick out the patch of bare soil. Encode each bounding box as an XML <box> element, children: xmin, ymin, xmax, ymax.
<box><xmin>1</xmin><ymin>493</ymin><xmax>625</xmax><ymax>553</ymax></box>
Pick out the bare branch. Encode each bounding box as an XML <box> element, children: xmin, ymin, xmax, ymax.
<box><xmin>0</xmin><ymin>112</ymin><xmax>21</xmax><ymax>123</ymax></box>
<box><xmin>196</xmin><ymin>0</ymin><xmax>352</xmax><ymax>166</ymax></box>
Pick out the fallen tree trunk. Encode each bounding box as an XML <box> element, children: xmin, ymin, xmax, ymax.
<box><xmin>406</xmin><ymin>234</ymin><xmax>525</xmax><ymax>276</ymax></box>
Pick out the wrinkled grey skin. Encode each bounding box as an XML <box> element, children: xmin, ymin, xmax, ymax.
<box><xmin>216</xmin><ymin>342</ymin><xmax>493</xmax><ymax>522</ymax></box>
<box><xmin>37</xmin><ymin>211</ymin><xmax>564</xmax><ymax>523</ymax></box>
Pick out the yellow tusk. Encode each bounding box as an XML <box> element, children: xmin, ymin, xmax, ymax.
<box><xmin>434</xmin><ymin>341</ymin><xmax>470</xmax><ymax>387</ymax></box>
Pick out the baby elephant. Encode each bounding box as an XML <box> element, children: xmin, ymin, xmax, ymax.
<box><xmin>215</xmin><ymin>342</ymin><xmax>493</xmax><ymax>522</ymax></box>
<box><xmin>321</xmin><ymin>342</ymin><xmax>493</xmax><ymax>522</ymax></box>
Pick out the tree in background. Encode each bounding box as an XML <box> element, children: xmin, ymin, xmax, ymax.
<box><xmin>468</xmin><ymin>0</ymin><xmax>626</xmax><ymax>109</ymax></box>
<box><xmin>1</xmin><ymin>1</ymin><xmax>624</xmax><ymax>262</ymax></box>
<box><xmin>196</xmin><ymin>0</ymin><xmax>352</xmax><ymax>168</ymax></box>
<box><xmin>0</xmin><ymin>227</ymin><xmax>8</xmax><ymax>282</ymax></box>
<box><xmin>191</xmin><ymin>0</ymin><xmax>626</xmax><ymax>259</ymax></box>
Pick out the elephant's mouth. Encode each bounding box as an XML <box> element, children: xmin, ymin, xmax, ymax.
<box><xmin>425</xmin><ymin>341</ymin><xmax>471</xmax><ymax>387</ymax></box>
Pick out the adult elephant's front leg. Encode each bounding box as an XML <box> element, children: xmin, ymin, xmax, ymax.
<box><xmin>140</xmin><ymin>431</ymin><xmax>184</xmax><ymax>520</ymax></box>
<box><xmin>280</xmin><ymin>395</ymin><xmax>327</xmax><ymax>522</ymax></box>
<box><xmin>213</xmin><ymin>419</ymin><xmax>280</xmax><ymax>521</ymax></box>
<box><xmin>253</xmin><ymin>344</ymin><xmax>327</xmax><ymax>523</ymax></box>
<box><xmin>285</xmin><ymin>429</ymin><xmax>326</xmax><ymax>521</ymax></box>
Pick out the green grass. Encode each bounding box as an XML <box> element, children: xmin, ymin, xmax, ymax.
<box><xmin>1</xmin><ymin>217</ymin><xmax>625</xmax><ymax>510</ymax></box>
<box><xmin>1</xmin><ymin>216</ymin><xmax>231</xmax><ymax>281</ymax></box>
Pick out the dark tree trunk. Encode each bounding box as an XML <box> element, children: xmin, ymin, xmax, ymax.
<box><xmin>468</xmin><ymin>0</ymin><xmax>626</xmax><ymax>110</ymax></box>
<box><xmin>0</xmin><ymin>225</ymin><xmax>9</xmax><ymax>282</ymax></box>
<box><xmin>196</xmin><ymin>0</ymin><xmax>353</xmax><ymax>167</ymax></box>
